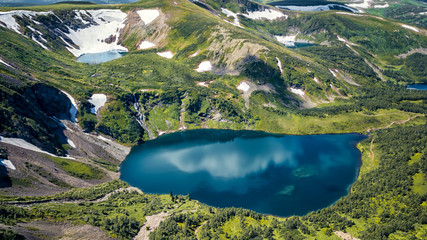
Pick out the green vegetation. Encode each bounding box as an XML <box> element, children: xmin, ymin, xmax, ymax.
<box><xmin>47</xmin><ymin>155</ymin><xmax>104</xmax><ymax>180</ymax></box>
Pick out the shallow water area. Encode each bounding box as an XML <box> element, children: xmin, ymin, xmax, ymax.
<box><xmin>407</xmin><ymin>84</ymin><xmax>427</xmax><ymax>90</ymax></box>
<box><xmin>121</xmin><ymin>130</ymin><xmax>366</xmax><ymax>216</ymax></box>
<box><xmin>76</xmin><ymin>50</ymin><xmax>127</xmax><ymax>64</ymax></box>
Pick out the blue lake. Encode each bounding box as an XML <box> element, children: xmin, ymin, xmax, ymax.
<box><xmin>407</xmin><ymin>84</ymin><xmax>427</xmax><ymax>90</ymax></box>
<box><xmin>120</xmin><ymin>130</ymin><xmax>366</xmax><ymax>216</ymax></box>
<box><xmin>76</xmin><ymin>50</ymin><xmax>127</xmax><ymax>64</ymax></box>
<box><xmin>270</xmin><ymin>1</ymin><xmax>358</xmax><ymax>12</ymax></box>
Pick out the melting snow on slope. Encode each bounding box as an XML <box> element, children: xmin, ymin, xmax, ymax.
<box><xmin>0</xmin><ymin>10</ymin><xmax>49</xmax><ymax>35</ymax></box>
<box><xmin>348</xmin><ymin>0</ymin><xmax>373</xmax><ymax>9</ymax></box>
<box><xmin>0</xmin><ymin>160</ymin><xmax>16</xmax><ymax>170</ymax></box>
<box><xmin>190</xmin><ymin>50</ymin><xmax>200</xmax><ymax>57</ymax></box>
<box><xmin>139</xmin><ymin>41</ymin><xmax>156</xmax><ymax>49</ymax></box>
<box><xmin>65</xmin><ymin>10</ymin><xmax>128</xmax><ymax>57</ymax></box>
<box><xmin>237</xmin><ymin>82</ymin><xmax>250</xmax><ymax>92</ymax></box>
<box><xmin>276</xmin><ymin>57</ymin><xmax>283</xmax><ymax>73</ymax></box>
<box><xmin>401</xmin><ymin>24</ymin><xmax>419</xmax><ymax>32</ymax></box>
<box><xmin>374</xmin><ymin>4</ymin><xmax>389</xmax><ymax>8</ymax></box>
<box><xmin>336</xmin><ymin>12</ymin><xmax>361</xmax><ymax>16</ymax></box>
<box><xmin>275</xmin><ymin>35</ymin><xmax>296</xmax><ymax>47</ymax></box>
<box><xmin>195</xmin><ymin>61</ymin><xmax>212</xmax><ymax>72</ymax></box>
<box><xmin>157</xmin><ymin>51</ymin><xmax>174</xmax><ymax>59</ymax></box>
<box><xmin>88</xmin><ymin>94</ymin><xmax>107</xmax><ymax>114</ymax></box>
<box><xmin>197</xmin><ymin>82</ymin><xmax>209</xmax><ymax>87</ymax></box>
<box><xmin>67</xmin><ymin>139</ymin><xmax>76</xmax><ymax>148</ymax></box>
<box><xmin>329</xmin><ymin>69</ymin><xmax>337</xmax><ymax>77</ymax></box>
<box><xmin>137</xmin><ymin>9</ymin><xmax>160</xmax><ymax>25</ymax></box>
<box><xmin>0</xmin><ymin>136</ymin><xmax>73</xmax><ymax>159</ymax></box>
<box><xmin>289</xmin><ymin>87</ymin><xmax>305</xmax><ymax>96</ymax></box>
<box><xmin>243</xmin><ymin>9</ymin><xmax>286</xmax><ymax>20</ymax></box>
<box><xmin>32</xmin><ymin>35</ymin><xmax>49</xmax><ymax>50</ymax></box>
<box><xmin>0</xmin><ymin>58</ymin><xmax>14</xmax><ymax>69</ymax></box>
<box><xmin>221</xmin><ymin>8</ymin><xmax>241</xmax><ymax>27</ymax></box>
<box><xmin>313</xmin><ymin>77</ymin><xmax>320</xmax><ymax>83</ymax></box>
<box><xmin>60</xmin><ymin>90</ymin><xmax>78</xmax><ymax>122</ymax></box>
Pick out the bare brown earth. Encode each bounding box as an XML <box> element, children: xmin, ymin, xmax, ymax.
<box><xmin>0</xmin><ymin>119</ymin><xmax>130</xmax><ymax>197</ymax></box>
<box><xmin>0</xmin><ymin>221</ymin><xmax>117</xmax><ymax>240</ymax></box>
<box><xmin>334</xmin><ymin>231</ymin><xmax>361</xmax><ymax>240</ymax></box>
<box><xmin>133</xmin><ymin>211</ymin><xmax>170</xmax><ymax>240</ymax></box>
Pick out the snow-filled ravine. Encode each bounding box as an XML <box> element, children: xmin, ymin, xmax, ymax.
<box><xmin>88</xmin><ymin>94</ymin><xmax>107</xmax><ymax>114</ymax></box>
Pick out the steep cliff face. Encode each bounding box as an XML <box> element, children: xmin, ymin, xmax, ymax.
<box><xmin>0</xmin><ymin>82</ymin><xmax>73</xmax><ymax>155</ymax></box>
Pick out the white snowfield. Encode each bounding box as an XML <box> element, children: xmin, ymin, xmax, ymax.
<box><xmin>195</xmin><ymin>61</ymin><xmax>212</xmax><ymax>72</ymax></box>
<box><xmin>0</xmin><ymin>136</ymin><xmax>74</xmax><ymax>159</ymax></box>
<box><xmin>60</xmin><ymin>90</ymin><xmax>78</xmax><ymax>122</ymax></box>
<box><xmin>237</xmin><ymin>82</ymin><xmax>250</xmax><ymax>92</ymax></box>
<box><xmin>329</xmin><ymin>69</ymin><xmax>338</xmax><ymax>77</ymax></box>
<box><xmin>65</xmin><ymin>10</ymin><xmax>128</xmax><ymax>57</ymax></box>
<box><xmin>289</xmin><ymin>87</ymin><xmax>305</xmax><ymax>96</ymax></box>
<box><xmin>67</xmin><ymin>138</ymin><xmax>76</xmax><ymax>148</ymax></box>
<box><xmin>0</xmin><ymin>160</ymin><xmax>16</xmax><ymax>170</ymax></box>
<box><xmin>276</xmin><ymin>57</ymin><xmax>283</xmax><ymax>73</ymax></box>
<box><xmin>374</xmin><ymin>4</ymin><xmax>389</xmax><ymax>8</ymax></box>
<box><xmin>157</xmin><ymin>51</ymin><xmax>174</xmax><ymax>59</ymax></box>
<box><xmin>88</xmin><ymin>94</ymin><xmax>107</xmax><ymax>114</ymax></box>
<box><xmin>348</xmin><ymin>0</ymin><xmax>373</xmax><ymax>9</ymax></box>
<box><xmin>275</xmin><ymin>35</ymin><xmax>297</xmax><ymax>47</ymax></box>
<box><xmin>137</xmin><ymin>9</ymin><xmax>160</xmax><ymax>25</ymax></box>
<box><xmin>0</xmin><ymin>10</ymin><xmax>49</xmax><ymax>35</ymax></box>
<box><xmin>401</xmin><ymin>24</ymin><xmax>419</xmax><ymax>33</ymax></box>
<box><xmin>243</xmin><ymin>9</ymin><xmax>286</xmax><ymax>20</ymax></box>
<box><xmin>139</xmin><ymin>41</ymin><xmax>156</xmax><ymax>49</ymax></box>
<box><xmin>221</xmin><ymin>8</ymin><xmax>241</xmax><ymax>27</ymax></box>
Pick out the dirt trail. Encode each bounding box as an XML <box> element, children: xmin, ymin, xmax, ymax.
<box><xmin>334</xmin><ymin>231</ymin><xmax>361</xmax><ymax>240</ymax></box>
<box><xmin>370</xmin><ymin>137</ymin><xmax>375</xmax><ymax>162</ymax></box>
<box><xmin>133</xmin><ymin>211</ymin><xmax>169</xmax><ymax>240</ymax></box>
<box><xmin>367</xmin><ymin>115</ymin><xmax>418</xmax><ymax>133</ymax></box>
<box><xmin>6</xmin><ymin>187</ymin><xmax>142</xmax><ymax>206</ymax></box>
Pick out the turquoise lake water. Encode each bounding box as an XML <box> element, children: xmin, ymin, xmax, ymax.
<box><xmin>76</xmin><ymin>50</ymin><xmax>127</xmax><ymax>64</ymax></box>
<box><xmin>407</xmin><ymin>84</ymin><xmax>427</xmax><ymax>90</ymax></box>
<box><xmin>120</xmin><ymin>130</ymin><xmax>366</xmax><ymax>216</ymax></box>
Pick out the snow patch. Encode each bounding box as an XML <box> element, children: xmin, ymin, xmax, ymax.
<box><xmin>237</xmin><ymin>82</ymin><xmax>250</xmax><ymax>92</ymax></box>
<box><xmin>195</xmin><ymin>61</ymin><xmax>212</xmax><ymax>72</ymax></box>
<box><xmin>0</xmin><ymin>58</ymin><xmax>14</xmax><ymax>69</ymax></box>
<box><xmin>243</xmin><ymin>9</ymin><xmax>286</xmax><ymax>20</ymax></box>
<box><xmin>0</xmin><ymin>136</ymin><xmax>74</xmax><ymax>159</ymax></box>
<box><xmin>374</xmin><ymin>4</ymin><xmax>389</xmax><ymax>8</ymax></box>
<box><xmin>289</xmin><ymin>87</ymin><xmax>305</xmax><ymax>96</ymax></box>
<box><xmin>275</xmin><ymin>35</ymin><xmax>296</xmax><ymax>47</ymax></box>
<box><xmin>139</xmin><ymin>41</ymin><xmax>156</xmax><ymax>49</ymax></box>
<box><xmin>137</xmin><ymin>9</ymin><xmax>160</xmax><ymax>25</ymax></box>
<box><xmin>64</xmin><ymin>9</ymin><xmax>128</xmax><ymax>57</ymax></box>
<box><xmin>60</xmin><ymin>90</ymin><xmax>78</xmax><ymax>122</ymax></box>
<box><xmin>348</xmin><ymin>0</ymin><xmax>373</xmax><ymax>9</ymax></box>
<box><xmin>197</xmin><ymin>82</ymin><xmax>209</xmax><ymax>87</ymax></box>
<box><xmin>313</xmin><ymin>77</ymin><xmax>319</xmax><ymax>83</ymax></box>
<box><xmin>97</xmin><ymin>135</ymin><xmax>111</xmax><ymax>142</ymax></box>
<box><xmin>336</xmin><ymin>12</ymin><xmax>361</xmax><ymax>16</ymax></box>
<box><xmin>157</xmin><ymin>51</ymin><xmax>174</xmax><ymax>59</ymax></box>
<box><xmin>337</xmin><ymin>35</ymin><xmax>346</xmax><ymax>42</ymax></box>
<box><xmin>0</xmin><ymin>160</ymin><xmax>15</xmax><ymax>170</ymax></box>
<box><xmin>329</xmin><ymin>69</ymin><xmax>337</xmax><ymax>77</ymax></box>
<box><xmin>276</xmin><ymin>57</ymin><xmax>283</xmax><ymax>73</ymax></box>
<box><xmin>88</xmin><ymin>93</ymin><xmax>107</xmax><ymax>114</ymax></box>
<box><xmin>67</xmin><ymin>138</ymin><xmax>76</xmax><ymax>148</ymax></box>
<box><xmin>32</xmin><ymin>35</ymin><xmax>49</xmax><ymax>50</ymax></box>
<box><xmin>0</xmin><ymin>10</ymin><xmax>49</xmax><ymax>35</ymax></box>
<box><xmin>401</xmin><ymin>24</ymin><xmax>419</xmax><ymax>32</ymax></box>
<box><xmin>221</xmin><ymin>8</ymin><xmax>242</xmax><ymax>27</ymax></box>
<box><xmin>190</xmin><ymin>50</ymin><xmax>200</xmax><ymax>57</ymax></box>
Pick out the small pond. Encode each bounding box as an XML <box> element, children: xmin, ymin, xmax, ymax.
<box><xmin>120</xmin><ymin>130</ymin><xmax>366</xmax><ymax>216</ymax></box>
<box><xmin>407</xmin><ymin>84</ymin><xmax>427</xmax><ymax>90</ymax></box>
<box><xmin>76</xmin><ymin>50</ymin><xmax>127</xmax><ymax>64</ymax></box>
<box><xmin>270</xmin><ymin>0</ymin><xmax>358</xmax><ymax>12</ymax></box>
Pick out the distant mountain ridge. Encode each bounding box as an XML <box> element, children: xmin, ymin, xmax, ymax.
<box><xmin>0</xmin><ymin>0</ymin><xmax>138</xmax><ymax>7</ymax></box>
